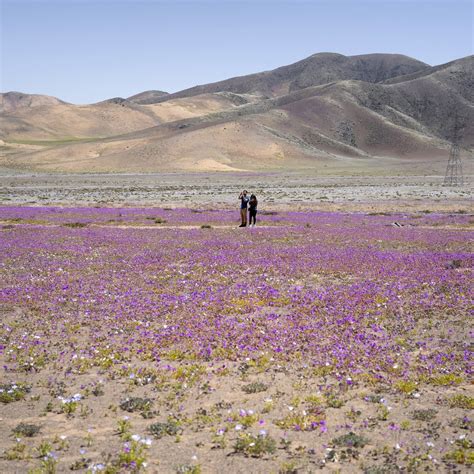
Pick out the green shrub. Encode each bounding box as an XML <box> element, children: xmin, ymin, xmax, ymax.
<box><xmin>12</xmin><ymin>423</ymin><xmax>41</xmax><ymax>437</ymax></box>
<box><xmin>242</xmin><ymin>382</ymin><xmax>268</xmax><ymax>394</ymax></box>
<box><xmin>149</xmin><ymin>420</ymin><xmax>181</xmax><ymax>438</ymax></box>
<box><xmin>394</xmin><ymin>380</ymin><xmax>417</xmax><ymax>394</ymax></box>
<box><xmin>449</xmin><ymin>395</ymin><xmax>474</xmax><ymax>409</ymax></box>
<box><xmin>234</xmin><ymin>433</ymin><xmax>276</xmax><ymax>458</ymax></box>
<box><xmin>119</xmin><ymin>397</ymin><xmax>153</xmax><ymax>413</ymax></box>
<box><xmin>0</xmin><ymin>383</ymin><xmax>31</xmax><ymax>403</ymax></box>
<box><xmin>332</xmin><ymin>432</ymin><xmax>369</xmax><ymax>448</ymax></box>
<box><xmin>275</xmin><ymin>412</ymin><xmax>324</xmax><ymax>431</ymax></box>
<box><xmin>443</xmin><ymin>449</ymin><xmax>474</xmax><ymax>465</ymax></box>
<box><xmin>412</xmin><ymin>409</ymin><xmax>437</xmax><ymax>421</ymax></box>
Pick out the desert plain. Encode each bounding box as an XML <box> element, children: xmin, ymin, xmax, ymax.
<box><xmin>0</xmin><ymin>51</ymin><xmax>473</xmax><ymax>473</ymax></box>
<box><xmin>0</xmin><ymin>168</ymin><xmax>473</xmax><ymax>474</ymax></box>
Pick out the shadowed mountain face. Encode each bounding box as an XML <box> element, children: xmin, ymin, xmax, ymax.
<box><xmin>1</xmin><ymin>53</ymin><xmax>472</xmax><ymax>173</ymax></box>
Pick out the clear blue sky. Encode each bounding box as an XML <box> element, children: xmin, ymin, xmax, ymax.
<box><xmin>1</xmin><ymin>0</ymin><xmax>473</xmax><ymax>104</ymax></box>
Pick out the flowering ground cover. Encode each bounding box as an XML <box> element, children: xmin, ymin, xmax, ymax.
<box><xmin>0</xmin><ymin>207</ymin><xmax>472</xmax><ymax>473</ymax></box>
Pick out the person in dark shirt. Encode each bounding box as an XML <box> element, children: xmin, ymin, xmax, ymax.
<box><xmin>248</xmin><ymin>194</ymin><xmax>258</xmax><ymax>227</ymax></box>
<box><xmin>239</xmin><ymin>190</ymin><xmax>249</xmax><ymax>227</ymax></box>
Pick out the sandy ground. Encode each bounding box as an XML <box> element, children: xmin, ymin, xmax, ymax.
<box><xmin>0</xmin><ymin>171</ymin><xmax>472</xmax><ymax>213</ymax></box>
<box><xmin>1</xmin><ymin>347</ymin><xmax>472</xmax><ymax>473</ymax></box>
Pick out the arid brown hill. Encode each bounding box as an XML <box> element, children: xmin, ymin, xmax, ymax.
<box><xmin>0</xmin><ymin>91</ymin><xmax>239</xmax><ymax>140</ymax></box>
<box><xmin>0</xmin><ymin>53</ymin><xmax>472</xmax><ymax>173</ymax></box>
<box><xmin>127</xmin><ymin>90</ymin><xmax>169</xmax><ymax>104</ymax></box>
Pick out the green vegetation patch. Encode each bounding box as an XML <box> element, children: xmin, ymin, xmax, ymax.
<box><xmin>148</xmin><ymin>420</ymin><xmax>181</xmax><ymax>438</ymax></box>
<box><xmin>242</xmin><ymin>381</ymin><xmax>268</xmax><ymax>394</ymax></box>
<box><xmin>412</xmin><ymin>409</ymin><xmax>438</xmax><ymax>421</ymax></box>
<box><xmin>448</xmin><ymin>395</ymin><xmax>474</xmax><ymax>409</ymax></box>
<box><xmin>0</xmin><ymin>383</ymin><xmax>31</xmax><ymax>403</ymax></box>
<box><xmin>443</xmin><ymin>449</ymin><xmax>474</xmax><ymax>465</ymax></box>
<box><xmin>332</xmin><ymin>432</ymin><xmax>369</xmax><ymax>448</ymax></box>
<box><xmin>233</xmin><ymin>433</ymin><xmax>276</xmax><ymax>458</ymax></box>
<box><xmin>8</xmin><ymin>137</ymin><xmax>98</xmax><ymax>147</ymax></box>
<box><xmin>119</xmin><ymin>397</ymin><xmax>153</xmax><ymax>413</ymax></box>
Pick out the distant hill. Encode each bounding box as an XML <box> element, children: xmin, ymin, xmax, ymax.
<box><xmin>0</xmin><ymin>91</ymin><xmax>67</xmax><ymax>113</ymax></box>
<box><xmin>127</xmin><ymin>90</ymin><xmax>169</xmax><ymax>104</ymax></box>
<box><xmin>0</xmin><ymin>91</ymin><xmax>238</xmax><ymax>141</ymax></box>
<box><xmin>0</xmin><ymin>53</ymin><xmax>472</xmax><ymax>174</ymax></box>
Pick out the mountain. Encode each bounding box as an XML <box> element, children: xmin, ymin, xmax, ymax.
<box><xmin>145</xmin><ymin>53</ymin><xmax>429</xmax><ymax>103</ymax></box>
<box><xmin>0</xmin><ymin>53</ymin><xmax>472</xmax><ymax>174</ymax></box>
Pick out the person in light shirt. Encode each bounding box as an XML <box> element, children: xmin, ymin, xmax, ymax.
<box><xmin>238</xmin><ymin>190</ymin><xmax>249</xmax><ymax>227</ymax></box>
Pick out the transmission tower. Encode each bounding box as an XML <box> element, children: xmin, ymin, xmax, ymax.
<box><xmin>443</xmin><ymin>113</ymin><xmax>465</xmax><ymax>186</ymax></box>
<box><xmin>443</xmin><ymin>142</ymin><xmax>464</xmax><ymax>186</ymax></box>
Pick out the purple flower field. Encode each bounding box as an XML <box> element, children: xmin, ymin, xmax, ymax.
<box><xmin>0</xmin><ymin>207</ymin><xmax>472</xmax><ymax>472</ymax></box>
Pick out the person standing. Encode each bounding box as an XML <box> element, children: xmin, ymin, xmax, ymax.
<box><xmin>239</xmin><ymin>190</ymin><xmax>249</xmax><ymax>227</ymax></box>
<box><xmin>248</xmin><ymin>194</ymin><xmax>258</xmax><ymax>227</ymax></box>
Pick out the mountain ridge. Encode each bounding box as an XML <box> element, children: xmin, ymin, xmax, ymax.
<box><xmin>1</xmin><ymin>52</ymin><xmax>472</xmax><ymax>173</ymax></box>
<box><xmin>138</xmin><ymin>52</ymin><xmax>430</xmax><ymax>104</ymax></box>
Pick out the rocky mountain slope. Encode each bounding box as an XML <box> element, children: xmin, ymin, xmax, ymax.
<box><xmin>1</xmin><ymin>53</ymin><xmax>472</xmax><ymax>173</ymax></box>
<box><xmin>147</xmin><ymin>53</ymin><xmax>429</xmax><ymax>102</ymax></box>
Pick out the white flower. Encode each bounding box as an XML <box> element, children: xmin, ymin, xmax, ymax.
<box><xmin>235</xmin><ymin>424</ymin><xmax>243</xmax><ymax>431</ymax></box>
<box><xmin>131</xmin><ymin>434</ymin><xmax>141</xmax><ymax>442</ymax></box>
<box><xmin>91</xmin><ymin>463</ymin><xmax>105</xmax><ymax>472</ymax></box>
